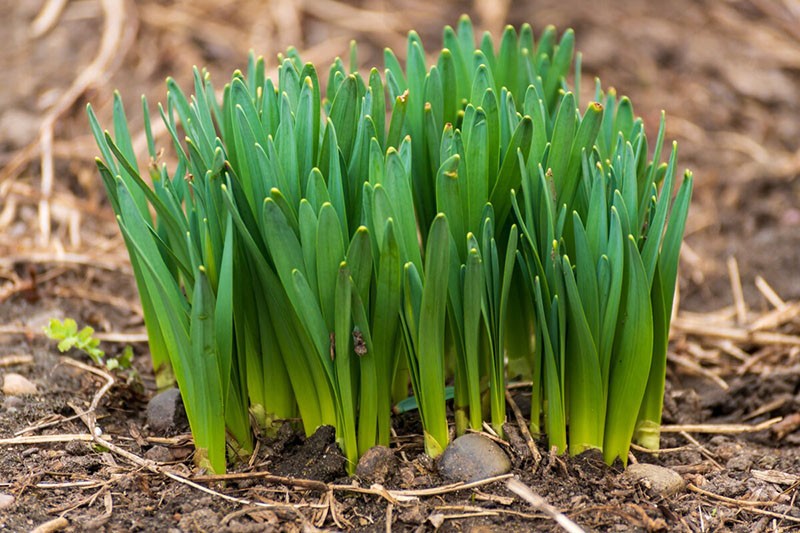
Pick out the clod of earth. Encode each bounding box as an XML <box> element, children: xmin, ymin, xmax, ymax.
<box><xmin>726</xmin><ymin>452</ymin><xmax>755</xmax><ymax>471</ymax></box>
<box><xmin>622</xmin><ymin>463</ymin><xmax>686</xmax><ymax>497</ymax></box>
<box><xmin>146</xmin><ymin>388</ymin><xmax>189</xmax><ymax>437</ymax></box>
<box><xmin>438</xmin><ymin>433</ymin><xmax>512</xmax><ymax>483</ymax></box>
<box><xmin>270</xmin><ymin>426</ymin><xmax>347</xmax><ymax>482</ymax></box>
<box><xmin>355</xmin><ymin>445</ymin><xmax>398</xmax><ymax>484</ymax></box>
<box><xmin>1</xmin><ymin>373</ymin><xmax>37</xmax><ymax>396</ymax></box>
<box><xmin>145</xmin><ymin>445</ymin><xmax>173</xmax><ymax>463</ymax></box>
<box><xmin>65</xmin><ymin>440</ymin><xmax>90</xmax><ymax>456</ymax></box>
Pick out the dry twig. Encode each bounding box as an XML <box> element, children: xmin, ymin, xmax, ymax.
<box><xmin>37</xmin><ymin>0</ymin><xmax>129</xmax><ymax>245</ymax></box>
<box><xmin>505</xmin><ymin>389</ymin><xmax>542</xmax><ymax>464</ymax></box>
<box><xmin>506</xmin><ymin>477</ymin><xmax>586</xmax><ymax>533</ymax></box>
<box><xmin>661</xmin><ymin>417</ymin><xmax>783</xmax><ymax>434</ymax></box>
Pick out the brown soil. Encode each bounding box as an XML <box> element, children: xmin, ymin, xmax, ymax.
<box><xmin>2</xmin><ymin>0</ymin><xmax>800</xmax><ymax>531</ymax></box>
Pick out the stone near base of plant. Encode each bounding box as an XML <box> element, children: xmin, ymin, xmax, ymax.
<box><xmin>146</xmin><ymin>388</ymin><xmax>189</xmax><ymax>437</ymax></box>
<box><xmin>355</xmin><ymin>445</ymin><xmax>398</xmax><ymax>484</ymax></box>
<box><xmin>623</xmin><ymin>463</ymin><xmax>686</xmax><ymax>496</ymax></box>
<box><xmin>0</xmin><ymin>492</ymin><xmax>14</xmax><ymax>510</ymax></box>
<box><xmin>2</xmin><ymin>373</ymin><xmax>37</xmax><ymax>396</ymax></box>
<box><xmin>438</xmin><ymin>433</ymin><xmax>511</xmax><ymax>483</ymax></box>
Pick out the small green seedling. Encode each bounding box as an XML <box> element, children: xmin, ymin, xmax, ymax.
<box><xmin>44</xmin><ymin>318</ymin><xmax>133</xmax><ymax>371</ymax></box>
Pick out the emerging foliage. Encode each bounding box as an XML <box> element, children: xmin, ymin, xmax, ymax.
<box><xmin>90</xmin><ymin>16</ymin><xmax>692</xmax><ymax>473</ymax></box>
<box><xmin>44</xmin><ymin>318</ymin><xmax>133</xmax><ymax>371</ymax></box>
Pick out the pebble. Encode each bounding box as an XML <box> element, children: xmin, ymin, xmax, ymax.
<box><xmin>623</xmin><ymin>463</ymin><xmax>686</xmax><ymax>496</ymax></box>
<box><xmin>146</xmin><ymin>388</ymin><xmax>189</xmax><ymax>437</ymax></box>
<box><xmin>0</xmin><ymin>493</ymin><xmax>14</xmax><ymax>510</ymax></box>
<box><xmin>437</xmin><ymin>433</ymin><xmax>512</xmax><ymax>483</ymax></box>
<box><xmin>2</xmin><ymin>373</ymin><xmax>37</xmax><ymax>395</ymax></box>
<box><xmin>355</xmin><ymin>445</ymin><xmax>398</xmax><ymax>484</ymax></box>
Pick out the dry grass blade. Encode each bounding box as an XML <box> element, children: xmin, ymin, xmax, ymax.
<box><xmin>190</xmin><ymin>472</ymin><xmax>328</xmax><ymax>491</ymax></box>
<box><xmin>505</xmin><ymin>389</ymin><xmax>542</xmax><ymax>463</ymax></box>
<box><xmin>0</xmin><ymin>355</ymin><xmax>34</xmax><ymax>367</ymax></box>
<box><xmin>751</xmin><ymin>469</ymin><xmax>799</xmax><ymax>486</ymax></box>
<box><xmin>727</xmin><ymin>256</ymin><xmax>747</xmax><ymax>325</ymax></box>
<box><xmin>688</xmin><ymin>482</ymin><xmax>779</xmax><ymax>507</ymax></box>
<box><xmin>385</xmin><ymin>474</ymin><xmax>513</xmax><ymax>497</ymax></box>
<box><xmin>667</xmin><ymin>352</ymin><xmax>729</xmax><ymax>390</ymax></box>
<box><xmin>661</xmin><ymin>417</ymin><xmax>782</xmax><ymax>434</ymax></box>
<box><xmin>506</xmin><ymin>478</ymin><xmax>586</xmax><ymax>533</ymax></box>
<box><xmin>30</xmin><ymin>0</ymin><xmax>68</xmax><ymax>37</ymax></box>
<box><xmin>742</xmin><ymin>397</ymin><xmax>788</xmax><ymax>421</ymax></box>
<box><xmin>755</xmin><ymin>276</ymin><xmax>787</xmax><ymax>309</ymax></box>
<box><xmin>748</xmin><ymin>302</ymin><xmax>800</xmax><ymax>332</ymax></box>
<box><xmin>672</xmin><ymin>318</ymin><xmax>800</xmax><ymax>347</ymax></box>
<box><xmin>678</xmin><ymin>431</ymin><xmax>723</xmax><ymax>470</ymax></box>
<box><xmin>29</xmin><ymin>517</ymin><xmax>69</xmax><ymax>533</ymax></box>
<box><xmin>0</xmin><ymin>434</ymin><xmax>95</xmax><ymax>445</ymax></box>
<box><xmin>37</xmin><ymin>0</ymin><xmax>130</xmax><ymax>246</ymax></box>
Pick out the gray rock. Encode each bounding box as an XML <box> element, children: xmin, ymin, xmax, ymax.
<box><xmin>2</xmin><ymin>373</ymin><xmax>37</xmax><ymax>395</ymax></box>
<box><xmin>438</xmin><ymin>433</ymin><xmax>512</xmax><ymax>483</ymax></box>
<box><xmin>623</xmin><ymin>463</ymin><xmax>686</xmax><ymax>496</ymax></box>
<box><xmin>0</xmin><ymin>492</ymin><xmax>14</xmax><ymax>510</ymax></box>
<box><xmin>355</xmin><ymin>445</ymin><xmax>397</xmax><ymax>484</ymax></box>
<box><xmin>146</xmin><ymin>388</ymin><xmax>189</xmax><ymax>437</ymax></box>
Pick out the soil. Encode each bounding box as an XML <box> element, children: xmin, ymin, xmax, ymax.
<box><xmin>2</xmin><ymin>0</ymin><xmax>800</xmax><ymax>531</ymax></box>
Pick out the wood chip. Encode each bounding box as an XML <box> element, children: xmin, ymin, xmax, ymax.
<box><xmin>751</xmin><ymin>469</ymin><xmax>799</xmax><ymax>486</ymax></box>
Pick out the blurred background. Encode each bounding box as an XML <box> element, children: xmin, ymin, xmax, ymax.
<box><xmin>1</xmin><ymin>0</ymin><xmax>799</xmax><ymax>318</ymax></box>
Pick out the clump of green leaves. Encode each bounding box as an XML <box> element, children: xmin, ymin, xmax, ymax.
<box><xmin>44</xmin><ymin>318</ymin><xmax>133</xmax><ymax>371</ymax></box>
<box><xmin>90</xmin><ymin>15</ymin><xmax>692</xmax><ymax>473</ymax></box>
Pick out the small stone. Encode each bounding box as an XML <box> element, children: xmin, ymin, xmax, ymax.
<box><xmin>438</xmin><ymin>433</ymin><xmax>512</xmax><ymax>483</ymax></box>
<box><xmin>146</xmin><ymin>388</ymin><xmax>189</xmax><ymax>437</ymax></box>
<box><xmin>355</xmin><ymin>445</ymin><xmax>398</xmax><ymax>484</ymax></box>
<box><xmin>0</xmin><ymin>493</ymin><xmax>14</xmax><ymax>510</ymax></box>
<box><xmin>2</xmin><ymin>373</ymin><xmax>37</xmax><ymax>395</ymax></box>
<box><xmin>623</xmin><ymin>463</ymin><xmax>686</xmax><ymax>496</ymax></box>
<box><xmin>145</xmin><ymin>445</ymin><xmax>173</xmax><ymax>463</ymax></box>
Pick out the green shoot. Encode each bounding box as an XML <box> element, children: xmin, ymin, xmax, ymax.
<box><xmin>44</xmin><ymin>318</ymin><xmax>133</xmax><ymax>371</ymax></box>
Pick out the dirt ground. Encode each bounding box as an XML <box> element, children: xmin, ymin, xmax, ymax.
<box><xmin>1</xmin><ymin>0</ymin><xmax>800</xmax><ymax>531</ymax></box>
